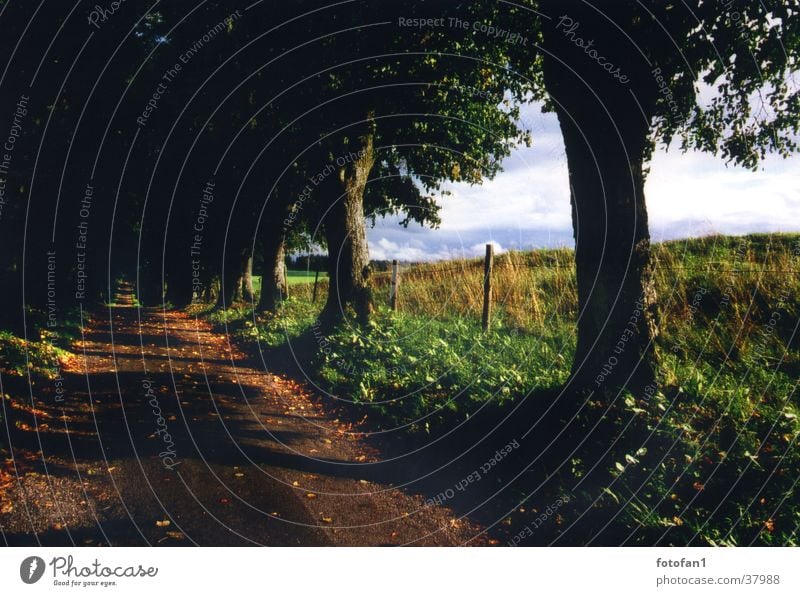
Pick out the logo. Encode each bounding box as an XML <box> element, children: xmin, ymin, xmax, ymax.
<box><xmin>20</xmin><ymin>556</ymin><xmax>46</xmax><ymax>584</ymax></box>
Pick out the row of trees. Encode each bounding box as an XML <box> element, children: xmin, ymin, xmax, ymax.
<box><xmin>1</xmin><ymin>0</ymin><xmax>798</xmax><ymax>393</ymax></box>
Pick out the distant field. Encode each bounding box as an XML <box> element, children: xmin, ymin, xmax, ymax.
<box><xmin>215</xmin><ymin>233</ymin><xmax>800</xmax><ymax>545</ymax></box>
<box><xmin>286</xmin><ymin>269</ymin><xmax>327</xmax><ymax>285</ymax></box>
<box><xmin>251</xmin><ymin>270</ymin><xmax>328</xmax><ymax>297</ymax></box>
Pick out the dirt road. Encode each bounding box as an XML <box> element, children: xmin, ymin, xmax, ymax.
<box><xmin>1</xmin><ymin>300</ymin><xmax>483</xmax><ymax>546</ymax></box>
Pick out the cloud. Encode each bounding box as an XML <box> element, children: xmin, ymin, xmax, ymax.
<box><xmin>366</xmin><ymin>103</ymin><xmax>800</xmax><ymax>262</ymax></box>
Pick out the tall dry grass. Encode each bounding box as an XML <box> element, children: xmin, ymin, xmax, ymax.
<box><xmin>371</xmin><ymin>248</ymin><xmax>578</xmax><ymax>329</ymax></box>
<box><xmin>369</xmin><ymin>234</ymin><xmax>800</xmax><ymax>350</ymax></box>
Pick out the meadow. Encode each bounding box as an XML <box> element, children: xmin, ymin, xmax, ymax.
<box><xmin>4</xmin><ymin>234</ymin><xmax>798</xmax><ymax>545</ymax></box>
<box><xmin>208</xmin><ymin>233</ymin><xmax>800</xmax><ymax>545</ymax></box>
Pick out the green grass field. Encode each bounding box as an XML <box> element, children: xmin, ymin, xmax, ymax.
<box><xmin>250</xmin><ymin>270</ymin><xmax>327</xmax><ymax>298</ymax></box>
<box><xmin>212</xmin><ymin>233</ymin><xmax>800</xmax><ymax>545</ymax></box>
<box><xmin>285</xmin><ymin>269</ymin><xmax>328</xmax><ymax>285</ymax></box>
<box><xmin>8</xmin><ymin>235</ymin><xmax>797</xmax><ymax>544</ymax></box>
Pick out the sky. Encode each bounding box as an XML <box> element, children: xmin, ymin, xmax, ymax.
<box><xmin>366</xmin><ymin>103</ymin><xmax>800</xmax><ymax>262</ymax></box>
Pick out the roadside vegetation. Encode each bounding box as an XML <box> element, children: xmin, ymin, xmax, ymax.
<box><xmin>202</xmin><ymin>234</ymin><xmax>800</xmax><ymax>545</ymax></box>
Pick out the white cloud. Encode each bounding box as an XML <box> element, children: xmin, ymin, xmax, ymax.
<box><xmin>367</xmin><ymin>103</ymin><xmax>800</xmax><ymax>262</ymax></box>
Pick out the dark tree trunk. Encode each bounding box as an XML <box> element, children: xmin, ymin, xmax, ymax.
<box><xmin>540</xmin><ymin>3</ymin><xmax>659</xmax><ymax>394</ymax></box>
<box><xmin>165</xmin><ymin>269</ymin><xmax>194</xmax><ymax>309</ymax></box>
<box><xmin>215</xmin><ymin>248</ymin><xmax>245</xmax><ymax>309</ymax></box>
<box><xmin>202</xmin><ymin>276</ymin><xmax>218</xmax><ymax>304</ymax></box>
<box><xmin>558</xmin><ymin>115</ymin><xmax>658</xmax><ymax>394</ymax></box>
<box><xmin>257</xmin><ymin>235</ymin><xmax>287</xmax><ymax>313</ymax></box>
<box><xmin>319</xmin><ymin>121</ymin><xmax>375</xmax><ymax>329</ymax></box>
<box><xmin>137</xmin><ymin>261</ymin><xmax>164</xmax><ymax>306</ymax></box>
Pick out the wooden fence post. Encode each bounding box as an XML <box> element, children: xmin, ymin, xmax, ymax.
<box><xmin>389</xmin><ymin>259</ymin><xmax>400</xmax><ymax>311</ymax></box>
<box><xmin>482</xmin><ymin>243</ymin><xmax>493</xmax><ymax>331</ymax></box>
<box><xmin>312</xmin><ymin>268</ymin><xmax>320</xmax><ymax>303</ymax></box>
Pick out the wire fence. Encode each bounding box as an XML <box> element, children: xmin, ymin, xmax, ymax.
<box><xmin>290</xmin><ymin>239</ymin><xmax>799</xmax><ymax>331</ymax></box>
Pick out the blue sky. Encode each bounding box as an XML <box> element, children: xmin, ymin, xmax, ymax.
<box><xmin>367</xmin><ymin>103</ymin><xmax>800</xmax><ymax>262</ymax></box>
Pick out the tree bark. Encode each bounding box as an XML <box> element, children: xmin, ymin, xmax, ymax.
<box><xmin>319</xmin><ymin>120</ymin><xmax>376</xmax><ymax>328</ymax></box>
<box><xmin>241</xmin><ymin>252</ymin><xmax>255</xmax><ymax>303</ymax></box>
<box><xmin>559</xmin><ymin>116</ymin><xmax>658</xmax><ymax>394</ymax></box>
<box><xmin>257</xmin><ymin>235</ymin><xmax>287</xmax><ymax>313</ymax></box>
<box><xmin>215</xmin><ymin>248</ymin><xmax>245</xmax><ymax>309</ymax></box>
<box><xmin>202</xmin><ymin>275</ymin><xmax>219</xmax><ymax>304</ymax></box>
<box><xmin>540</xmin><ymin>4</ymin><xmax>659</xmax><ymax>394</ymax></box>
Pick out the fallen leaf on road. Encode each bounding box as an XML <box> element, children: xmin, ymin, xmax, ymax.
<box><xmin>305</xmin><ymin>493</ymin><xmax>317</xmax><ymax>499</ymax></box>
<box><xmin>321</xmin><ymin>517</ymin><xmax>333</xmax><ymax>523</ymax></box>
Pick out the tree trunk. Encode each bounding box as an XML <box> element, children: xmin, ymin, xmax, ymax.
<box><xmin>165</xmin><ymin>267</ymin><xmax>194</xmax><ymax>308</ymax></box>
<box><xmin>202</xmin><ymin>276</ymin><xmax>218</xmax><ymax>304</ymax></box>
<box><xmin>241</xmin><ymin>252</ymin><xmax>255</xmax><ymax>303</ymax></box>
<box><xmin>215</xmin><ymin>248</ymin><xmax>245</xmax><ymax>309</ymax></box>
<box><xmin>560</xmin><ymin>118</ymin><xmax>658</xmax><ymax>394</ymax></box>
<box><xmin>137</xmin><ymin>261</ymin><xmax>164</xmax><ymax>306</ymax></box>
<box><xmin>540</xmin><ymin>4</ymin><xmax>659</xmax><ymax>394</ymax></box>
<box><xmin>257</xmin><ymin>235</ymin><xmax>287</xmax><ymax>313</ymax></box>
<box><xmin>319</xmin><ymin>120</ymin><xmax>376</xmax><ymax>328</ymax></box>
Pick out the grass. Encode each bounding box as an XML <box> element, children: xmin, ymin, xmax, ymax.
<box><xmin>249</xmin><ymin>270</ymin><xmax>328</xmax><ymax>299</ymax></box>
<box><xmin>286</xmin><ymin>269</ymin><xmax>328</xmax><ymax>285</ymax></box>
<box><xmin>0</xmin><ymin>308</ymin><xmax>84</xmax><ymax>379</ymax></box>
<box><xmin>208</xmin><ymin>233</ymin><xmax>800</xmax><ymax>545</ymax></box>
